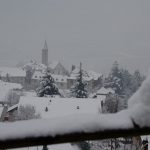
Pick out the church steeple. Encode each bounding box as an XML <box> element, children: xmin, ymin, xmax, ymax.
<box><xmin>42</xmin><ymin>40</ymin><xmax>48</xmax><ymax>66</ymax></box>
<box><xmin>44</xmin><ymin>40</ymin><xmax>48</xmax><ymax>50</ymax></box>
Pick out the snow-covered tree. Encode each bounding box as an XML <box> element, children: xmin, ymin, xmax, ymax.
<box><xmin>131</xmin><ymin>70</ymin><xmax>145</xmax><ymax>93</ymax></box>
<box><xmin>103</xmin><ymin>94</ymin><xmax>119</xmax><ymax>113</ymax></box>
<box><xmin>105</xmin><ymin>61</ymin><xmax>123</xmax><ymax>95</ymax></box>
<box><xmin>105</xmin><ymin>62</ymin><xmax>145</xmax><ymax>110</ymax></box>
<box><xmin>36</xmin><ymin>70</ymin><xmax>60</xmax><ymax>97</ymax></box>
<box><xmin>72</xmin><ymin>63</ymin><xmax>88</xmax><ymax>98</ymax></box>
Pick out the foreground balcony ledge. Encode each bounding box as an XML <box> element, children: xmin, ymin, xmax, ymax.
<box><xmin>0</xmin><ymin>109</ymin><xmax>149</xmax><ymax>149</ymax></box>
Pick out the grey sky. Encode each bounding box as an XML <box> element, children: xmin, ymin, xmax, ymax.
<box><xmin>0</xmin><ymin>0</ymin><xmax>150</xmax><ymax>74</ymax></box>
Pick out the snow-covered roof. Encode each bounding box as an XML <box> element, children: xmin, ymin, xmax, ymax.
<box><xmin>32</xmin><ymin>71</ymin><xmax>68</xmax><ymax>83</ymax></box>
<box><xmin>0</xmin><ymin>80</ymin><xmax>22</xmax><ymax>102</ymax></box>
<box><xmin>10</xmin><ymin>97</ymin><xmax>102</xmax><ymax>119</ymax></box>
<box><xmin>96</xmin><ymin>87</ymin><xmax>115</xmax><ymax>95</ymax></box>
<box><xmin>87</xmin><ymin>70</ymin><xmax>103</xmax><ymax>80</ymax></box>
<box><xmin>0</xmin><ymin>67</ymin><xmax>26</xmax><ymax>77</ymax></box>
<box><xmin>49</xmin><ymin>61</ymin><xmax>60</xmax><ymax>69</ymax></box>
<box><xmin>7</xmin><ymin>104</ymin><xmax>18</xmax><ymax>112</ymax></box>
<box><xmin>70</xmin><ymin>68</ymin><xmax>102</xmax><ymax>81</ymax></box>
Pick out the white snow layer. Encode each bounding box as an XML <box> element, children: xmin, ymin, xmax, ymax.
<box><xmin>1</xmin><ymin>73</ymin><xmax>150</xmax><ymax>140</ymax></box>
<box><xmin>0</xmin><ymin>111</ymin><xmax>132</xmax><ymax>141</ymax></box>
<box><xmin>14</xmin><ymin>97</ymin><xmax>102</xmax><ymax>119</ymax></box>
<box><xmin>128</xmin><ymin>74</ymin><xmax>150</xmax><ymax>127</ymax></box>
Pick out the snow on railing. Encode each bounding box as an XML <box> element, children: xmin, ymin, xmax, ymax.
<box><xmin>1</xmin><ymin>72</ymin><xmax>150</xmax><ymax>149</ymax></box>
<box><xmin>0</xmin><ymin>112</ymin><xmax>150</xmax><ymax>149</ymax></box>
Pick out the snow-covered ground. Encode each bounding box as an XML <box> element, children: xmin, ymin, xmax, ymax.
<box><xmin>8</xmin><ymin>97</ymin><xmax>102</xmax><ymax>119</ymax></box>
<box><xmin>0</xmin><ymin>80</ymin><xmax>22</xmax><ymax>102</ymax></box>
<box><xmin>0</xmin><ymin>110</ymin><xmax>133</xmax><ymax>141</ymax></box>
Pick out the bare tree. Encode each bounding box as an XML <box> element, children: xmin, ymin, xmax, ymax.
<box><xmin>15</xmin><ymin>105</ymin><xmax>40</xmax><ymax>121</ymax></box>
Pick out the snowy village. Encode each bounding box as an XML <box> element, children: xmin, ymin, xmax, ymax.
<box><xmin>0</xmin><ymin>41</ymin><xmax>147</xmax><ymax>150</ymax></box>
<box><xmin>0</xmin><ymin>1</ymin><xmax>150</xmax><ymax>150</ymax></box>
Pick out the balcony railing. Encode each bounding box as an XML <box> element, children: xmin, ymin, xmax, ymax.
<box><xmin>0</xmin><ymin>112</ymin><xmax>150</xmax><ymax>149</ymax></box>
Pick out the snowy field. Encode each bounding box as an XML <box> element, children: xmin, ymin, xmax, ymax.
<box><xmin>11</xmin><ymin>97</ymin><xmax>102</xmax><ymax>119</ymax></box>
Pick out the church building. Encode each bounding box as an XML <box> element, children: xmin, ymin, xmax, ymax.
<box><xmin>42</xmin><ymin>40</ymin><xmax>48</xmax><ymax>66</ymax></box>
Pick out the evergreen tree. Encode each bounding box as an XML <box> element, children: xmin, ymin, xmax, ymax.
<box><xmin>36</xmin><ymin>70</ymin><xmax>60</xmax><ymax>97</ymax></box>
<box><xmin>105</xmin><ymin>61</ymin><xmax>145</xmax><ymax>110</ymax></box>
<box><xmin>131</xmin><ymin>70</ymin><xmax>145</xmax><ymax>93</ymax></box>
<box><xmin>105</xmin><ymin>61</ymin><xmax>123</xmax><ymax>95</ymax></box>
<box><xmin>72</xmin><ymin>63</ymin><xmax>88</xmax><ymax>98</ymax></box>
<box><xmin>103</xmin><ymin>94</ymin><xmax>119</xmax><ymax>113</ymax></box>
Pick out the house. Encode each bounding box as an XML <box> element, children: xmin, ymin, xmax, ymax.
<box><xmin>52</xmin><ymin>74</ymin><xmax>68</xmax><ymax>89</ymax></box>
<box><xmin>0</xmin><ymin>80</ymin><xmax>23</xmax><ymax>121</ymax></box>
<box><xmin>22</xmin><ymin>61</ymin><xmax>69</xmax><ymax>90</ymax></box>
<box><xmin>0</xmin><ymin>64</ymin><xmax>102</xmax><ymax>93</ymax></box>
<box><xmin>31</xmin><ymin>70</ymin><xmax>68</xmax><ymax>90</ymax></box>
<box><xmin>0</xmin><ymin>67</ymin><xmax>26</xmax><ymax>85</ymax></box>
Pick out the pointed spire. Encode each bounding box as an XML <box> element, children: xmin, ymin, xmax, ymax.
<box><xmin>80</xmin><ymin>62</ymin><xmax>82</xmax><ymax>71</ymax></box>
<box><xmin>44</xmin><ymin>40</ymin><xmax>48</xmax><ymax>49</ymax></box>
<box><xmin>42</xmin><ymin>40</ymin><xmax>48</xmax><ymax>66</ymax></box>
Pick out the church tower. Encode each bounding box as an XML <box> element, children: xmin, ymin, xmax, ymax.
<box><xmin>42</xmin><ymin>40</ymin><xmax>48</xmax><ymax>66</ymax></box>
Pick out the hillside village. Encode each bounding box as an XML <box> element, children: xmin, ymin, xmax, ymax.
<box><xmin>0</xmin><ymin>41</ymin><xmax>103</xmax><ymax>93</ymax></box>
<box><xmin>0</xmin><ymin>42</ymin><xmax>147</xmax><ymax>150</ymax></box>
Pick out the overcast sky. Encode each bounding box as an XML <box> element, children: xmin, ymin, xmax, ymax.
<box><xmin>0</xmin><ymin>0</ymin><xmax>150</xmax><ymax>74</ymax></box>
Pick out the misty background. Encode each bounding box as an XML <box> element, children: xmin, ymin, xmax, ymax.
<box><xmin>0</xmin><ymin>0</ymin><xmax>150</xmax><ymax>75</ymax></box>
